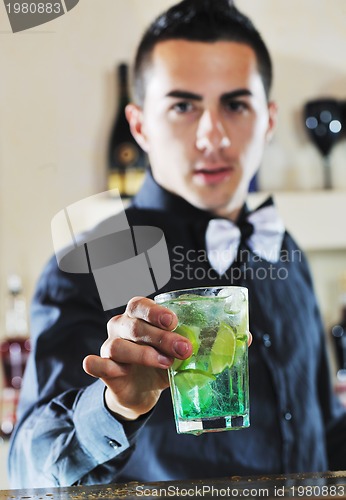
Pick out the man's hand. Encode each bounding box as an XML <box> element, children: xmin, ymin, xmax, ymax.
<box><xmin>83</xmin><ymin>296</ymin><xmax>193</xmax><ymax>421</ymax></box>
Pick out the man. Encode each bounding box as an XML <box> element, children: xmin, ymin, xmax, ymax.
<box><xmin>9</xmin><ymin>0</ymin><xmax>346</xmax><ymax>488</ymax></box>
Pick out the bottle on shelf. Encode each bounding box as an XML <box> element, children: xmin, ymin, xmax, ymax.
<box><xmin>0</xmin><ymin>274</ymin><xmax>31</xmax><ymax>437</ymax></box>
<box><xmin>107</xmin><ymin>63</ymin><xmax>147</xmax><ymax>198</ymax></box>
<box><xmin>331</xmin><ymin>273</ymin><xmax>346</xmax><ymax>408</ymax></box>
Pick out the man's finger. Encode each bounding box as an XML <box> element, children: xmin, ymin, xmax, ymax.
<box><xmin>100</xmin><ymin>338</ymin><xmax>174</xmax><ymax>369</ymax></box>
<box><xmin>83</xmin><ymin>354</ymin><xmax>128</xmax><ymax>379</ymax></box>
<box><xmin>125</xmin><ymin>296</ymin><xmax>178</xmax><ymax>330</ymax></box>
<box><xmin>107</xmin><ymin>316</ymin><xmax>193</xmax><ymax>360</ymax></box>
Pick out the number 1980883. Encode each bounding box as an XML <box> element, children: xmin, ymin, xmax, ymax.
<box><xmin>6</xmin><ymin>3</ymin><xmax>62</xmax><ymax>14</ymax></box>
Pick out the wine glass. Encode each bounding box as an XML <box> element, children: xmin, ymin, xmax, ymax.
<box><xmin>303</xmin><ymin>98</ymin><xmax>343</xmax><ymax>189</ymax></box>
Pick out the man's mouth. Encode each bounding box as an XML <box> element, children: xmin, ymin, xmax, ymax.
<box><xmin>193</xmin><ymin>165</ymin><xmax>233</xmax><ymax>185</ymax></box>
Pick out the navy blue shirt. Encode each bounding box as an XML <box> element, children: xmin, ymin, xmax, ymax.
<box><xmin>8</xmin><ymin>173</ymin><xmax>346</xmax><ymax>487</ymax></box>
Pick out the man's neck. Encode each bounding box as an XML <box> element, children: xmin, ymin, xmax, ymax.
<box><xmin>133</xmin><ymin>169</ymin><xmax>247</xmax><ymax>223</ymax></box>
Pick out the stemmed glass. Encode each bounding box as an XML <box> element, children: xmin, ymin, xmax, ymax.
<box><xmin>303</xmin><ymin>99</ymin><xmax>343</xmax><ymax>189</ymax></box>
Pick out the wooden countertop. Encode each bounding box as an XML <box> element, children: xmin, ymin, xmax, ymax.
<box><xmin>0</xmin><ymin>471</ymin><xmax>345</xmax><ymax>499</ymax></box>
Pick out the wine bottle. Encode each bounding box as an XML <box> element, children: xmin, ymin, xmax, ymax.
<box><xmin>107</xmin><ymin>63</ymin><xmax>147</xmax><ymax>197</ymax></box>
<box><xmin>0</xmin><ymin>274</ymin><xmax>31</xmax><ymax>437</ymax></box>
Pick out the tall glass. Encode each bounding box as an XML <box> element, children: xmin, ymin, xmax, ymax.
<box><xmin>155</xmin><ymin>286</ymin><xmax>250</xmax><ymax>435</ymax></box>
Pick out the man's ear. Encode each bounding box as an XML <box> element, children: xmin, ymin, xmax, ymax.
<box><xmin>125</xmin><ymin>104</ymin><xmax>149</xmax><ymax>152</ymax></box>
<box><xmin>265</xmin><ymin>101</ymin><xmax>278</xmax><ymax>143</ymax></box>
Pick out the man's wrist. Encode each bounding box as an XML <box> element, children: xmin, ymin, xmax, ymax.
<box><xmin>104</xmin><ymin>387</ymin><xmax>143</xmax><ymax>422</ymax></box>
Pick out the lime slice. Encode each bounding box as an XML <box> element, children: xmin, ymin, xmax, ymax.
<box><xmin>174</xmin><ymin>369</ymin><xmax>216</xmax><ymax>393</ymax></box>
<box><xmin>171</xmin><ymin>325</ymin><xmax>200</xmax><ymax>371</ymax></box>
<box><xmin>209</xmin><ymin>322</ymin><xmax>236</xmax><ymax>375</ymax></box>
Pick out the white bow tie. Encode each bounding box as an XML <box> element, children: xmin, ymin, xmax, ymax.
<box><xmin>205</xmin><ymin>204</ymin><xmax>285</xmax><ymax>275</ymax></box>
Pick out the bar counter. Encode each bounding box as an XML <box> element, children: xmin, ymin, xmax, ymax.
<box><xmin>0</xmin><ymin>471</ymin><xmax>345</xmax><ymax>500</ymax></box>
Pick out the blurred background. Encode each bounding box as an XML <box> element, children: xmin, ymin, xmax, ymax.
<box><xmin>0</xmin><ymin>0</ymin><xmax>345</xmax><ymax>488</ymax></box>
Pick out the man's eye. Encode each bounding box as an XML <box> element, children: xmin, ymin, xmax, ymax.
<box><xmin>225</xmin><ymin>101</ymin><xmax>249</xmax><ymax>113</ymax></box>
<box><xmin>172</xmin><ymin>102</ymin><xmax>193</xmax><ymax>113</ymax></box>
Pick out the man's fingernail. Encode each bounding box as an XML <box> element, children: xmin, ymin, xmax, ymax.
<box><xmin>158</xmin><ymin>355</ymin><xmax>172</xmax><ymax>367</ymax></box>
<box><xmin>160</xmin><ymin>313</ymin><xmax>173</xmax><ymax>328</ymax></box>
<box><xmin>174</xmin><ymin>340</ymin><xmax>189</xmax><ymax>357</ymax></box>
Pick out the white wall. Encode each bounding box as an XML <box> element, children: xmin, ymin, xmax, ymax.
<box><xmin>0</xmin><ymin>0</ymin><xmax>345</xmax><ymax>330</ymax></box>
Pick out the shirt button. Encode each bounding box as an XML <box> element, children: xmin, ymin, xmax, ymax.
<box><xmin>262</xmin><ymin>333</ymin><xmax>272</xmax><ymax>347</ymax></box>
<box><xmin>284</xmin><ymin>412</ymin><xmax>292</xmax><ymax>421</ymax></box>
<box><xmin>108</xmin><ymin>439</ymin><xmax>120</xmax><ymax>450</ymax></box>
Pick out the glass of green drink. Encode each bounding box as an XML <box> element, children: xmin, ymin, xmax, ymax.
<box><xmin>155</xmin><ymin>286</ymin><xmax>250</xmax><ymax>435</ymax></box>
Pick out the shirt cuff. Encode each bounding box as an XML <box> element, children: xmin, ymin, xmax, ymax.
<box><xmin>73</xmin><ymin>379</ymin><xmax>131</xmax><ymax>463</ymax></box>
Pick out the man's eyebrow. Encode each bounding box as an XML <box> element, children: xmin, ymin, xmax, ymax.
<box><xmin>165</xmin><ymin>89</ymin><xmax>253</xmax><ymax>101</ymax></box>
<box><xmin>221</xmin><ymin>89</ymin><xmax>252</xmax><ymax>100</ymax></box>
<box><xmin>165</xmin><ymin>90</ymin><xmax>202</xmax><ymax>101</ymax></box>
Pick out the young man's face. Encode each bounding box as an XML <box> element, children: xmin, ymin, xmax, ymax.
<box><xmin>127</xmin><ymin>40</ymin><xmax>277</xmax><ymax>219</ymax></box>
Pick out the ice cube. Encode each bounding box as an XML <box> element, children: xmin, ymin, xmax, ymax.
<box><xmin>223</xmin><ymin>290</ymin><xmax>247</xmax><ymax>315</ymax></box>
<box><xmin>217</xmin><ymin>288</ymin><xmax>233</xmax><ymax>298</ymax></box>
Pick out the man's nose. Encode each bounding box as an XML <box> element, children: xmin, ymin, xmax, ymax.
<box><xmin>195</xmin><ymin>110</ymin><xmax>231</xmax><ymax>152</ymax></box>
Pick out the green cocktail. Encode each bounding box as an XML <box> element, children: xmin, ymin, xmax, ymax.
<box><xmin>155</xmin><ymin>286</ymin><xmax>250</xmax><ymax>435</ymax></box>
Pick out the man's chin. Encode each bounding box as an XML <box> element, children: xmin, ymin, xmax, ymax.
<box><xmin>186</xmin><ymin>192</ymin><xmax>235</xmax><ymax>215</ymax></box>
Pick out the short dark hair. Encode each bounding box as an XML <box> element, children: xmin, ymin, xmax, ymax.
<box><xmin>133</xmin><ymin>0</ymin><xmax>273</xmax><ymax>105</ymax></box>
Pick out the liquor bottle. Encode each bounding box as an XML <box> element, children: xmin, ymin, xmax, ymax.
<box><xmin>0</xmin><ymin>275</ymin><xmax>31</xmax><ymax>437</ymax></box>
<box><xmin>107</xmin><ymin>63</ymin><xmax>147</xmax><ymax>197</ymax></box>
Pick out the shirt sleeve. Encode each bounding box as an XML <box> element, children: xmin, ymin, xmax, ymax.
<box><xmin>8</xmin><ymin>256</ymin><xmax>149</xmax><ymax>488</ymax></box>
<box><xmin>9</xmin><ymin>379</ymin><xmax>151</xmax><ymax>487</ymax></box>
